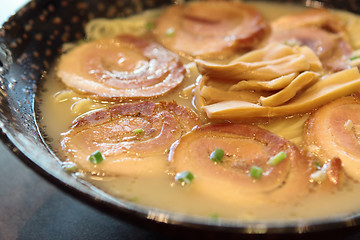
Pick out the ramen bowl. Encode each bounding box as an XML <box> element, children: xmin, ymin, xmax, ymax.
<box><xmin>1</xmin><ymin>0</ymin><xmax>360</xmax><ymax>238</ymax></box>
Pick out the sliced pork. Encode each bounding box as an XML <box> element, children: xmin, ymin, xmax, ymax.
<box><xmin>57</xmin><ymin>35</ymin><xmax>185</xmax><ymax>99</ymax></box>
<box><xmin>305</xmin><ymin>95</ymin><xmax>360</xmax><ymax>181</ymax></box>
<box><xmin>153</xmin><ymin>1</ymin><xmax>269</xmax><ymax>59</ymax></box>
<box><xmin>61</xmin><ymin>101</ymin><xmax>200</xmax><ymax>176</ymax></box>
<box><xmin>169</xmin><ymin>124</ymin><xmax>310</xmax><ymax>205</ymax></box>
<box><xmin>269</xmin><ymin>9</ymin><xmax>352</xmax><ymax>71</ymax></box>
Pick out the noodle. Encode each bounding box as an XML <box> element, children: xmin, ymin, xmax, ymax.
<box><xmin>85</xmin><ymin>9</ymin><xmax>163</xmax><ymax>40</ymax></box>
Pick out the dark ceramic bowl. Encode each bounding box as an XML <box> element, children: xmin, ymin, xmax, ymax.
<box><xmin>1</xmin><ymin>0</ymin><xmax>360</xmax><ymax>239</ymax></box>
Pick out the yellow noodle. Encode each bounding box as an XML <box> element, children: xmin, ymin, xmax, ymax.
<box><xmin>85</xmin><ymin>9</ymin><xmax>163</xmax><ymax>40</ymax></box>
<box><xmin>260</xmin><ymin>115</ymin><xmax>309</xmax><ymax>146</ymax></box>
<box><xmin>70</xmin><ymin>99</ymin><xmax>102</xmax><ymax>115</ymax></box>
<box><xmin>54</xmin><ymin>89</ymin><xmax>103</xmax><ymax>116</ymax></box>
<box><xmin>54</xmin><ymin>90</ymin><xmax>81</xmax><ymax>102</ymax></box>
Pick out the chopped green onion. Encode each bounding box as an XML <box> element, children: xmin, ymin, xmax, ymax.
<box><xmin>165</xmin><ymin>27</ymin><xmax>175</xmax><ymax>37</ymax></box>
<box><xmin>283</xmin><ymin>39</ymin><xmax>301</xmax><ymax>47</ymax></box>
<box><xmin>310</xmin><ymin>169</ymin><xmax>327</xmax><ymax>183</ymax></box>
<box><xmin>314</xmin><ymin>161</ymin><xmax>322</xmax><ymax>170</ymax></box>
<box><xmin>88</xmin><ymin>150</ymin><xmax>104</xmax><ymax>164</ymax></box>
<box><xmin>175</xmin><ymin>170</ymin><xmax>194</xmax><ymax>184</ymax></box>
<box><xmin>145</xmin><ymin>22</ymin><xmax>154</xmax><ymax>30</ymax></box>
<box><xmin>210</xmin><ymin>148</ymin><xmax>224</xmax><ymax>163</ymax></box>
<box><xmin>350</xmin><ymin>56</ymin><xmax>360</xmax><ymax>61</ymax></box>
<box><xmin>209</xmin><ymin>213</ymin><xmax>219</xmax><ymax>219</ymax></box>
<box><xmin>267</xmin><ymin>151</ymin><xmax>287</xmax><ymax>166</ymax></box>
<box><xmin>133</xmin><ymin>128</ymin><xmax>144</xmax><ymax>134</ymax></box>
<box><xmin>250</xmin><ymin>166</ymin><xmax>263</xmax><ymax>179</ymax></box>
<box><xmin>63</xmin><ymin>162</ymin><xmax>77</xmax><ymax>173</ymax></box>
<box><xmin>129</xmin><ymin>197</ymin><xmax>139</xmax><ymax>202</ymax></box>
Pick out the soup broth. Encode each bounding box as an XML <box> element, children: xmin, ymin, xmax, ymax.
<box><xmin>38</xmin><ymin>1</ymin><xmax>360</xmax><ymax>221</ymax></box>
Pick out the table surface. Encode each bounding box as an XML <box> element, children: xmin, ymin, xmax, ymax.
<box><xmin>2</xmin><ymin>1</ymin><xmax>360</xmax><ymax>240</ymax></box>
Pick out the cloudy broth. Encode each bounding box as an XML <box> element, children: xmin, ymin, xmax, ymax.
<box><xmin>38</xmin><ymin>1</ymin><xmax>360</xmax><ymax>221</ymax></box>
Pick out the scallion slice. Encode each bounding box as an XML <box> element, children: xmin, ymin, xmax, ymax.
<box><xmin>133</xmin><ymin>128</ymin><xmax>144</xmax><ymax>134</ymax></box>
<box><xmin>145</xmin><ymin>22</ymin><xmax>154</xmax><ymax>30</ymax></box>
<box><xmin>175</xmin><ymin>170</ymin><xmax>194</xmax><ymax>184</ymax></box>
<box><xmin>314</xmin><ymin>161</ymin><xmax>322</xmax><ymax>170</ymax></box>
<box><xmin>88</xmin><ymin>150</ymin><xmax>104</xmax><ymax>164</ymax></box>
<box><xmin>210</xmin><ymin>213</ymin><xmax>219</xmax><ymax>219</ymax></box>
<box><xmin>165</xmin><ymin>27</ymin><xmax>175</xmax><ymax>37</ymax></box>
<box><xmin>283</xmin><ymin>39</ymin><xmax>300</xmax><ymax>47</ymax></box>
<box><xmin>210</xmin><ymin>148</ymin><xmax>224</xmax><ymax>163</ymax></box>
<box><xmin>250</xmin><ymin>166</ymin><xmax>263</xmax><ymax>179</ymax></box>
<box><xmin>350</xmin><ymin>56</ymin><xmax>360</xmax><ymax>61</ymax></box>
<box><xmin>63</xmin><ymin>162</ymin><xmax>77</xmax><ymax>173</ymax></box>
<box><xmin>267</xmin><ymin>151</ymin><xmax>287</xmax><ymax>166</ymax></box>
<box><xmin>129</xmin><ymin>197</ymin><xmax>139</xmax><ymax>202</ymax></box>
